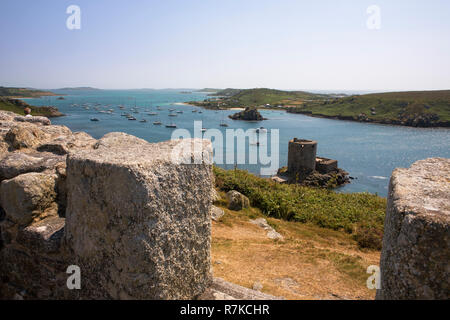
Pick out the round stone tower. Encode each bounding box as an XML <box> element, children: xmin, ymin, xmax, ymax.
<box><xmin>287</xmin><ymin>138</ymin><xmax>317</xmax><ymax>175</ymax></box>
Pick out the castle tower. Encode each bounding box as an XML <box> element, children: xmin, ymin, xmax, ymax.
<box><xmin>287</xmin><ymin>138</ymin><xmax>317</xmax><ymax>175</ymax></box>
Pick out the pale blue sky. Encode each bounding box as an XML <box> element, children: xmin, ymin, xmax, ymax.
<box><xmin>1</xmin><ymin>0</ymin><xmax>449</xmax><ymax>91</ymax></box>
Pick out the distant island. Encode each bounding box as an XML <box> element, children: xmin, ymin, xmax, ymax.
<box><xmin>187</xmin><ymin>88</ymin><xmax>331</xmax><ymax>109</ymax></box>
<box><xmin>188</xmin><ymin>88</ymin><xmax>450</xmax><ymax>128</ymax></box>
<box><xmin>0</xmin><ymin>86</ymin><xmax>58</xmax><ymax>98</ymax></box>
<box><xmin>195</xmin><ymin>88</ymin><xmax>221</xmax><ymax>93</ymax></box>
<box><xmin>53</xmin><ymin>87</ymin><xmax>102</xmax><ymax>92</ymax></box>
<box><xmin>229</xmin><ymin>107</ymin><xmax>266</xmax><ymax>121</ymax></box>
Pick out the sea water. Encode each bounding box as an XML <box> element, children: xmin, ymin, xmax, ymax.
<box><xmin>26</xmin><ymin>89</ymin><xmax>450</xmax><ymax>197</ymax></box>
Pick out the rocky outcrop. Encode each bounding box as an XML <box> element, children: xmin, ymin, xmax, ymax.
<box><xmin>275</xmin><ymin>138</ymin><xmax>350</xmax><ymax>188</ymax></box>
<box><xmin>5</xmin><ymin>124</ymin><xmax>50</xmax><ymax>150</ymax></box>
<box><xmin>0</xmin><ymin>172</ymin><xmax>58</xmax><ymax>226</ymax></box>
<box><xmin>211</xmin><ymin>206</ymin><xmax>225</xmax><ymax>221</ymax></box>
<box><xmin>199</xmin><ymin>277</ymin><xmax>282</xmax><ymax>300</ymax></box>
<box><xmin>13</xmin><ymin>116</ymin><xmax>51</xmax><ymax>126</ymax></box>
<box><xmin>376</xmin><ymin>158</ymin><xmax>450</xmax><ymax>300</ymax></box>
<box><xmin>0</xmin><ymin>111</ymin><xmax>218</xmax><ymax>300</ymax></box>
<box><xmin>226</xmin><ymin>190</ymin><xmax>250</xmax><ymax>211</ymax></box>
<box><xmin>64</xmin><ymin>133</ymin><xmax>214</xmax><ymax>299</ymax></box>
<box><xmin>0</xmin><ymin>152</ymin><xmax>65</xmax><ymax>181</ymax></box>
<box><xmin>229</xmin><ymin>107</ymin><xmax>265</xmax><ymax>121</ymax></box>
<box><xmin>250</xmin><ymin>218</ymin><xmax>284</xmax><ymax>241</ymax></box>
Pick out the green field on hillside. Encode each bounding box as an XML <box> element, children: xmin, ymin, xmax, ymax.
<box><xmin>288</xmin><ymin>90</ymin><xmax>450</xmax><ymax>127</ymax></box>
<box><xmin>213</xmin><ymin>166</ymin><xmax>386</xmax><ymax>249</ymax></box>
<box><xmin>190</xmin><ymin>88</ymin><xmax>328</xmax><ymax>109</ymax></box>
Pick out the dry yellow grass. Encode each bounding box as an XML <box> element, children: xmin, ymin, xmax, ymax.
<box><xmin>211</xmin><ymin>197</ymin><xmax>380</xmax><ymax>300</ymax></box>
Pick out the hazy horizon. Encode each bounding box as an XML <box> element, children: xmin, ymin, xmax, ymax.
<box><xmin>1</xmin><ymin>0</ymin><xmax>449</xmax><ymax>91</ymax></box>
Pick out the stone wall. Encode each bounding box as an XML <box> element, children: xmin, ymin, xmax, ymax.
<box><xmin>315</xmin><ymin>157</ymin><xmax>338</xmax><ymax>174</ymax></box>
<box><xmin>0</xmin><ymin>111</ymin><xmax>215</xmax><ymax>299</ymax></box>
<box><xmin>376</xmin><ymin>158</ymin><xmax>450</xmax><ymax>300</ymax></box>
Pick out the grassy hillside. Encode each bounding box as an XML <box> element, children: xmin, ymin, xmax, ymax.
<box><xmin>0</xmin><ymin>98</ymin><xmax>63</xmax><ymax>117</ymax></box>
<box><xmin>288</xmin><ymin>90</ymin><xmax>450</xmax><ymax>127</ymax></box>
<box><xmin>211</xmin><ymin>197</ymin><xmax>381</xmax><ymax>299</ymax></box>
<box><xmin>0</xmin><ymin>86</ymin><xmax>57</xmax><ymax>98</ymax></box>
<box><xmin>189</xmin><ymin>88</ymin><xmax>329</xmax><ymax>109</ymax></box>
<box><xmin>213</xmin><ymin>167</ymin><xmax>386</xmax><ymax>250</ymax></box>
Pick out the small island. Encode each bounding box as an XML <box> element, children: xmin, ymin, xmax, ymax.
<box><xmin>229</xmin><ymin>106</ymin><xmax>266</xmax><ymax>121</ymax></box>
<box><xmin>273</xmin><ymin>138</ymin><xmax>350</xmax><ymax>188</ymax></box>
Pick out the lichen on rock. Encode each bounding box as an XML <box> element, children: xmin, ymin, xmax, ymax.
<box><xmin>377</xmin><ymin>158</ymin><xmax>450</xmax><ymax>300</ymax></box>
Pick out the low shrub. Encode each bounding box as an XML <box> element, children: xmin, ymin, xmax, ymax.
<box><xmin>213</xmin><ymin>166</ymin><xmax>386</xmax><ymax>249</ymax></box>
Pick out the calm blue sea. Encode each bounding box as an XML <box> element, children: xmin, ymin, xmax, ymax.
<box><xmin>26</xmin><ymin>89</ymin><xmax>450</xmax><ymax>197</ymax></box>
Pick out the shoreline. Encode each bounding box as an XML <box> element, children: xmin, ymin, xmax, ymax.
<box><xmin>286</xmin><ymin>110</ymin><xmax>450</xmax><ymax>129</ymax></box>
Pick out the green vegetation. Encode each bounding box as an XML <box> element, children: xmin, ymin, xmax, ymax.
<box><xmin>195</xmin><ymin>88</ymin><xmax>222</xmax><ymax>93</ymax></box>
<box><xmin>0</xmin><ymin>98</ymin><xmax>63</xmax><ymax>117</ymax></box>
<box><xmin>213</xmin><ymin>166</ymin><xmax>386</xmax><ymax>249</ymax></box>
<box><xmin>288</xmin><ymin>90</ymin><xmax>450</xmax><ymax>127</ymax></box>
<box><xmin>0</xmin><ymin>86</ymin><xmax>56</xmax><ymax>98</ymax></box>
<box><xmin>189</xmin><ymin>87</ymin><xmax>450</xmax><ymax>127</ymax></box>
<box><xmin>189</xmin><ymin>88</ymin><xmax>329</xmax><ymax>109</ymax></box>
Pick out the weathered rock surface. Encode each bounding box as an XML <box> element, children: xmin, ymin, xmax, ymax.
<box><xmin>0</xmin><ymin>111</ymin><xmax>225</xmax><ymax>300</ymax></box>
<box><xmin>0</xmin><ymin>152</ymin><xmax>65</xmax><ymax>181</ymax></box>
<box><xmin>0</xmin><ymin>172</ymin><xmax>58</xmax><ymax>226</ymax></box>
<box><xmin>64</xmin><ymin>134</ymin><xmax>214</xmax><ymax>299</ymax></box>
<box><xmin>199</xmin><ymin>277</ymin><xmax>283</xmax><ymax>300</ymax></box>
<box><xmin>376</xmin><ymin>158</ymin><xmax>450</xmax><ymax>300</ymax></box>
<box><xmin>211</xmin><ymin>188</ymin><xmax>220</xmax><ymax>203</ymax></box>
<box><xmin>211</xmin><ymin>205</ymin><xmax>225</xmax><ymax>221</ymax></box>
<box><xmin>37</xmin><ymin>131</ymin><xmax>97</xmax><ymax>155</ymax></box>
<box><xmin>226</xmin><ymin>190</ymin><xmax>250</xmax><ymax>211</ymax></box>
<box><xmin>0</xmin><ymin>111</ymin><xmax>16</xmax><ymax>121</ymax></box>
<box><xmin>13</xmin><ymin>116</ymin><xmax>51</xmax><ymax>126</ymax></box>
<box><xmin>250</xmin><ymin>218</ymin><xmax>284</xmax><ymax>241</ymax></box>
<box><xmin>5</xmin><ymin>124</ymin><xmax>50</xmax><ymax>150</ymax></box>
<box><xmin>16</xmin><ymin>216</ymin><xmax>65</xmax><ymax>253</ymax></box>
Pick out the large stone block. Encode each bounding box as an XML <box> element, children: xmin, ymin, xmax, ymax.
<box><xmin>0</xmin><ymin>152</ymin><xmax>66</xmax><ymax>181</ymax></box>
<box><xmin>14</xmin><ymin>116</ymin><xmax>51</xmax><ymax>126</ymax></box>
<box><xmin>0</xmin><ymin>172</ymin><xmax>58</xmax><ymax>226</ymax></box>
<box><xmin>5</xmin><ymin>124</ymin><xmax>50</xmax><ymax>150</ymax></box>
<box><xmin>16</xmin><ymin>216</ymin><xmax>65</xmax><ymax>254</ymax></box>
<box><xmin>64</xmin><ymin>133</ymin><xmax>213</xmax><ymax>299</ymax></box>
<box><xmin>377</xmin><ymin>158</ymin><xmax>450</xmax><ymax>300</ymax></box>
<box><xmin>226</xmin><ymin>190</ymin><xmax>250</xmax><ymax>211</ymax></box>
